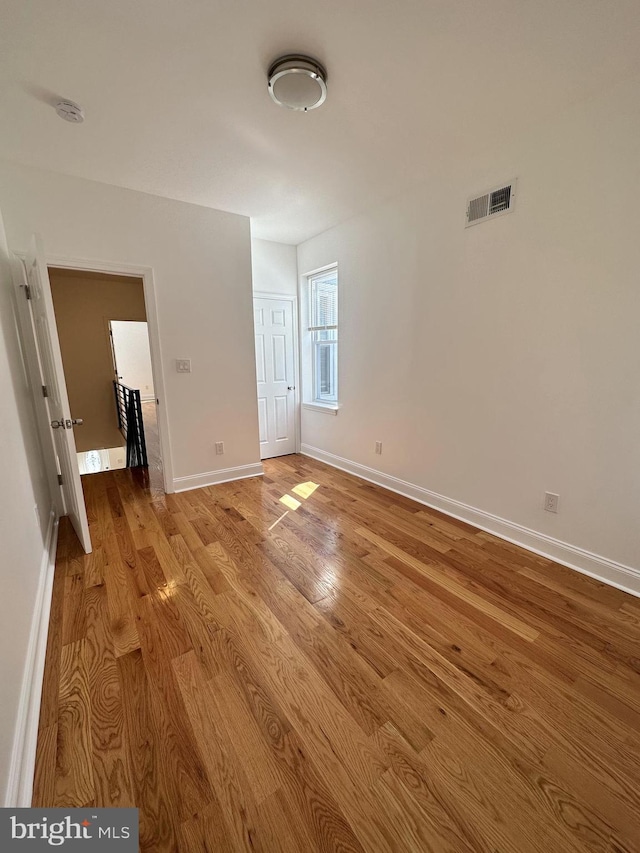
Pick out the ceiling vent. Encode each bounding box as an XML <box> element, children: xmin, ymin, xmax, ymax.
<box><xmin>466</xmin><ymin>180</ymin><xmax>516</xmax><ymax>227</ymax></box>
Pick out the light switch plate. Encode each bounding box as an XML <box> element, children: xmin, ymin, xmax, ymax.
<box><xmin>176</xmin><ymin>358</ymin><xmax>191</xmax><ymax>373</ymax></box>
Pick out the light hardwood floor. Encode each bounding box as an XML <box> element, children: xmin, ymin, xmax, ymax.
<box><xmin>33</xmin><ymin>454</ymin><xmax>640</xmax><ymax>852</ymax></box>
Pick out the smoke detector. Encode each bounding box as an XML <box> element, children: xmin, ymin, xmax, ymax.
<box><xmin>55</xmin><ymin>100</ymin><xmax>85</xmax><ymax>123</ymax></box>
<box><xmin>268</xmin><ymin>55</ymin><xmax>327</xmax><ymax>112</ymax></box>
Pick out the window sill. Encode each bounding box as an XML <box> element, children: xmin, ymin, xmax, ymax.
<box><xmin>303</xmin><ymin>402</ymin><xmax>339</xmax><ymax>415</ymax></box>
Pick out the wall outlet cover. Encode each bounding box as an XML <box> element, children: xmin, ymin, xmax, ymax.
<box><xmin>544</xmin><ymin>492</ymin><xmax>559</xmax><ymax>513</ymax></box>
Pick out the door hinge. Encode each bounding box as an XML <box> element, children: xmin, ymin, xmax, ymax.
<box><xmin>57</xmin><ymin>474</ymin><xmax>64</xmax><ymax>486</ymax></box>
<box><xmin>24</xmin><ymin>284</ymin><xmax>32</xmax><ymax>300</ymax></box>
<box><xmin>42</xmin><ymin>385</ymin><xmax>49</xmax><ymax>397</ymax></box>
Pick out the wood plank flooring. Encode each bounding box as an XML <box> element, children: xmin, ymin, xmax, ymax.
<box><xmin>33</xmin><ymin>454</ymin><xmax>640</xmax><ymax>852</ymax></box>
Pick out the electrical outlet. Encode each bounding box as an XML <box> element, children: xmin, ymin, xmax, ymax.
<box><xmin>215</xmin><ymin>441</ymin><xmax>224</xmax><ymax>455</ymax></box>
<box><xmin>544</xmin><ymin>492</ymin><xmax>559</xmax><ymax>513</ymax></box>
<box><xmin>176</xmin><ymin>358</ymin><xmax>191</xmax><ymax>373</ymax></box>
<box><xmin>375</xmin><ymin>441</ymin><xmax>382</xmax><ymax>455</ymax></box>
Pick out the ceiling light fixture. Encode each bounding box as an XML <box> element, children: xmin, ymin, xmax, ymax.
<box><xmin>55</xmin><ymin>100</ymin><xmax>85</xmax><ymax>123</ymax></box>
<box><xmin>267</xmin><ymin>54</ymin><xmax>327</xmax><ymax>112</ymax></box>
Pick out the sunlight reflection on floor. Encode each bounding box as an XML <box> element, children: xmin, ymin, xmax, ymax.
<box><xmin>268</xmin><ymin>481</ymin><xmax>320</xmax><ymax>531</ymax></box>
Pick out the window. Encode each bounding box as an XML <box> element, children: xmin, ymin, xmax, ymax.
<box><xmin>306</xmin><ymin>266</ymin><xmax>338</xmax><ymax>407</ymax></box>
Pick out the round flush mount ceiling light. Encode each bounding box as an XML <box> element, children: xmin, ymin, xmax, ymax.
<box><xmin>268</xmin><ymin>54</ymin><xmax>327</xmax><ymax>111</ymax></box>
<box><xmin>55</xmin><ymin>100</ymin><xmax>85</xmax><ymax>123</ymax></box>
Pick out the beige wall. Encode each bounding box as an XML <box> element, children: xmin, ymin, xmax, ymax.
<box><xmin>49</xmin><ymin>268</ymin><xmax>147</xmax><ymax>452</ymax></box>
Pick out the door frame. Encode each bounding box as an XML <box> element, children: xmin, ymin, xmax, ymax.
<box><xmin>14</xmin><ymin>252</ymin><xmax>174</xmax><ymax>494</ymax></box>
<box><xmin>253</xmin><ymin>291</ymin><xmax>301</xmax><ymax>455</ymax></box>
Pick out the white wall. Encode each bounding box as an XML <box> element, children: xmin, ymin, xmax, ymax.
<box><xmin>0</xmin><ymin>208</ymin><xmax>53</xmax><ymax>804</ymax></box>
<box><xmin>297</xmin><ymin>71</ymin><xmax>640</xmax><ymax>579</ymax></box>
<box><xmin>251</xmin><ymin>238</ymin><xmax>297</xmax><ymax>296</ymax></box>
<box><xmin>111</xmin><ymin>320</ymin><xmax>155</xmax><ymax>400</ymax></box>
<box><xmin>0</xmin><ymin>161</ymin><xmax>261</xmax><ymax>488</ymax></box>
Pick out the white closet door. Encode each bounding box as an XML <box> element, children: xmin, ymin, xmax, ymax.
<box><xmin>254</xmin><ymin>297</ymin><xmax>296</xmax><ymax>459</ymax></box>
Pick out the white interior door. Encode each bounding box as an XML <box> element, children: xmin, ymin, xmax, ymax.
<box><xmin>254</xmin><ymin>297</ymin><xmax>297</xmax><ymax>459</ymax></box>
<box><xmin>109</xmin><ymin>320</ymin><xmax>155</xmax><ymax>400</ymax></box>
<box><xmin>25</xmin><ymin>235</ymin><xmax>92</xmax><ymax>553</ymax></box>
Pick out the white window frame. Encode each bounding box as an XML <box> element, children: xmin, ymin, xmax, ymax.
<box><xmin>301</xmin><ymin>263</ymin><xmax>339</xmax><ymax>414</ymax></box>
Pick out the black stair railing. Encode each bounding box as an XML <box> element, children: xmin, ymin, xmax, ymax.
<box><xmin>113</xmin><ymin>380</ymin><xmax>148</xmax><ymax>468</ymax></box>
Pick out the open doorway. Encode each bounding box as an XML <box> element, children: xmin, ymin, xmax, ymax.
<box><xmin>17</xmin><ymin>235</ymin><xmax>170</xmax><ymax>553</ymax></box>
<box><xmin>48</xmin><ymin>267</ymin><xmax>163</xmax><ymax>488</ymax></box>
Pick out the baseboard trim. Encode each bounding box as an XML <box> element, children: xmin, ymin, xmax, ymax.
<box><xmin>300</xmin><ymin>444</ymin><xmax>640</xmax><ymax>599</ymax></box>
<box><xmin>173</xmin><ymin>462</ymin><xmax>264</xmax><ymax>493</ymax></box>
<box><xmin>4</xmin><ymin>509</ymin><xmax>59</xmax><ymax>807</ymax></box>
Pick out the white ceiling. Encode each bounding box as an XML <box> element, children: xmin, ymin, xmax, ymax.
<box><xmin>0</xmin><ymin>0</ymin><xmax>639</xmax><ymax>244</ymax></box>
